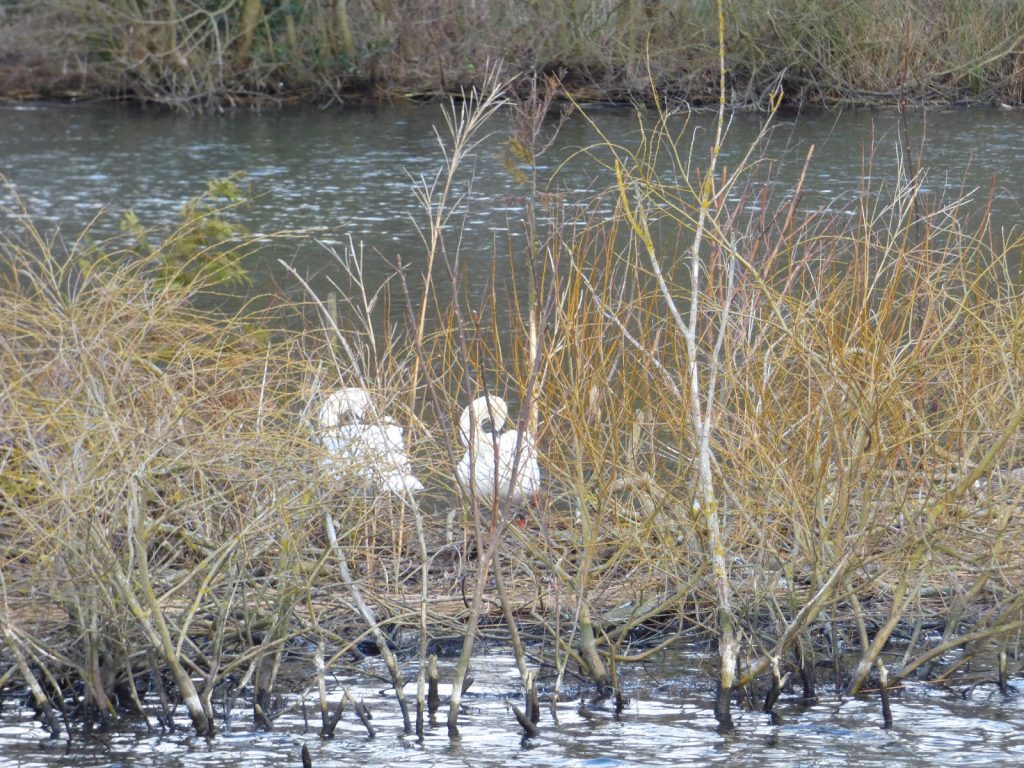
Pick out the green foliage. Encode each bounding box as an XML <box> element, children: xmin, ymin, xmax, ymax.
<box><xmin>500</xmin><ymin>136</ymin><xmax>534</xmax><ymax>186</ymax></box>
<box><xmin>118</xmin><ymin>174</ymin><xmax>253</xmax><ymax>290</ymax></box>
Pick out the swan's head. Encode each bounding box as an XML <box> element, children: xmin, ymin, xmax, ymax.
<box><xmin>318</xmin><ymin>387</ymin><xmax>372</xmax><ymax>429</ymax></box>
<box><xmin>459</xmin><ymin>395</ymin><xmax>508</xmax><ymax>446</ymax></box>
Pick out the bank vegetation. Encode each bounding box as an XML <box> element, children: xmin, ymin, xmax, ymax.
<box><xmin>2</xmin><ymin>0</ymin><xmax>1024</xmax><ymax>109</ymax></box>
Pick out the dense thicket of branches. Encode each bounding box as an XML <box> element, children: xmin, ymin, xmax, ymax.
<box><xmin>1</xmin><ymin>76</ymin><xmax>1022</xmax><ymax>738</ymax></box>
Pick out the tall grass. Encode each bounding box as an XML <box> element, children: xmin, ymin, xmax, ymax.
<box><xmin>4</xmin><ymin>0</ymin><xmax>1024</xmax><ymax>108</ymax></box>
<box><xmin>1</xmin><ymin>74</ymin><xmax>1023</xmax><ymax>741</ymax></box>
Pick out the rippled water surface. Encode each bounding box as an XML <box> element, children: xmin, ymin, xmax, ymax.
<box><xmin>3</xmin><ymin>103</ymin><xmax>1024</xmax><ymax>304</ymax></box>
<box><xmin>1</xmin><ymin>650</ymin><xmax>1022</xmax><ymax>767</ymax></box>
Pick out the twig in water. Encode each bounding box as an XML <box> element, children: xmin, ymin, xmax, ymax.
<box><xmin>878</xmin><ymin>660</ymin><xmax>893</xmax><ymax>729</ymax></box>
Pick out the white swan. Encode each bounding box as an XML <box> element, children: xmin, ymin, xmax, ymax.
<box><xmin>456</xmin><ymin>395</ymin><xmax>540</xmax><ymax>507</ymax></box>
<box><xmin>317</xmin><ymin>387</ymin><xmax>423</xmax><ymax>496</ymax></box>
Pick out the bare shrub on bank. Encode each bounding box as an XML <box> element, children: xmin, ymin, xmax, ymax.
<box><xmin>543</xmin><ymin>94</ymin><xmax>1024</xmax><ymax>724</ymax></box>
<box><xmin>1</xmin><ymin>74</ymin><xmax>1023</xmax><ymax>740</ymax></box>
<box><xmin>0</xmin><ymin>197</ymin><xmax>363</xmax><ymax>734</ymax></box>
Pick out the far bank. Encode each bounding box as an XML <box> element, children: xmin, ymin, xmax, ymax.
<box><xmin>2</xmin><ymin>0</ymin><xmax>1023</xmax><ymax>110</ymax></box>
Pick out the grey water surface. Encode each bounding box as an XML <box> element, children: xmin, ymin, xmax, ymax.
<box><xmin>0</xmin><ymin>649</ymin><xmax>1022</xmax><ymax>767</ymax></box>
<box><xmin>2</xmin><ymin>102</ymin><xmax>1024</xmax><ymax>766</ymax></box>
<box><xmin>3</xmin><ymin>102</ymin><xmax>1023</xmax><ymax>309</ymax></box>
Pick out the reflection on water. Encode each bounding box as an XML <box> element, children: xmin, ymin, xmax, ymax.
<box><xmin>3</xmin><ymin>103</ymin><xmax>1024</xmax><ymax>311</ymax></box>
<box><xmin>1</xmin><ymin>650</ymin><xmax>1022</xmax><ymax>767</ymax></box>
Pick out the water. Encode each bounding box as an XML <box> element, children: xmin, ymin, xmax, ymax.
<box><xmin>3</xmin><ymin>103</ymin><xmax>1024</xmax><ymax>308</ymax></box>
<box><xmin>2</xmin><ymin>103</ymin><xmax>1024</xmax><ymax>765</ymax></box>
<box><xmin>1</xmin><ymin>650</ymin><xmax>1022</xmax><ymax>767</ymax></box>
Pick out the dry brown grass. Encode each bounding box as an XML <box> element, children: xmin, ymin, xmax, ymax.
<box><xmin>3</xmin><ymin>1</ymin><xmax>1024</xmax><ymax>108</ymax></box>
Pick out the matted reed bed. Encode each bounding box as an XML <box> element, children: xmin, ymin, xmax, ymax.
<box><xmin>1</xmin><ymin>75</ymin><xmax>1023</xmax><ymax>741</ymax></box>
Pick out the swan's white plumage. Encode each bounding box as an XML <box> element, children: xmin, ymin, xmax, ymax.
<box><xmin>456</xmin><ymin>396</ymin><xmax>540</xmax><ymax>506</ymax></box>
<box><xmin>317</xmin><ymin>387</ymin><xmax>422</xmax><ymax>496</ymax></box>
<box><xmin>319</xmin><ymin>387</ymin><xmax>373</xmax><ymax>430</ymax></box>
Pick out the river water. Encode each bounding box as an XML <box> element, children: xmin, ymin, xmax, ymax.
<box><xmin>2</xmin><ymin>102</ymin><xmax>1024</xmax><ymax>765</ymax></box>
<box><xmin>3</xmin><ymin>103</ymin><xmax>1024</xmax><ymax>307</ymax></box>
<box><xmin>1</xmin><ymin>648</ymin><xmax>1023</xmax><ymax>767</ymax></box>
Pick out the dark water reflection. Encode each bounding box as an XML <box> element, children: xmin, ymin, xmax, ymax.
<box><xmin>3</xmin><ymin>103</ymin><xmax>1024</xmax><ymax>312</ymax></box>
<box><xmin>1</xmin><ymin>650</ymin><xmax>1022</xmax><ymax>767</ymax></box>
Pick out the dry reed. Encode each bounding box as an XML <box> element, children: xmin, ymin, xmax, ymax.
<box><xmin>3</xmin><ymin>1</ymin><xmax>1024</xmax><ymax>109</ymax></box>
